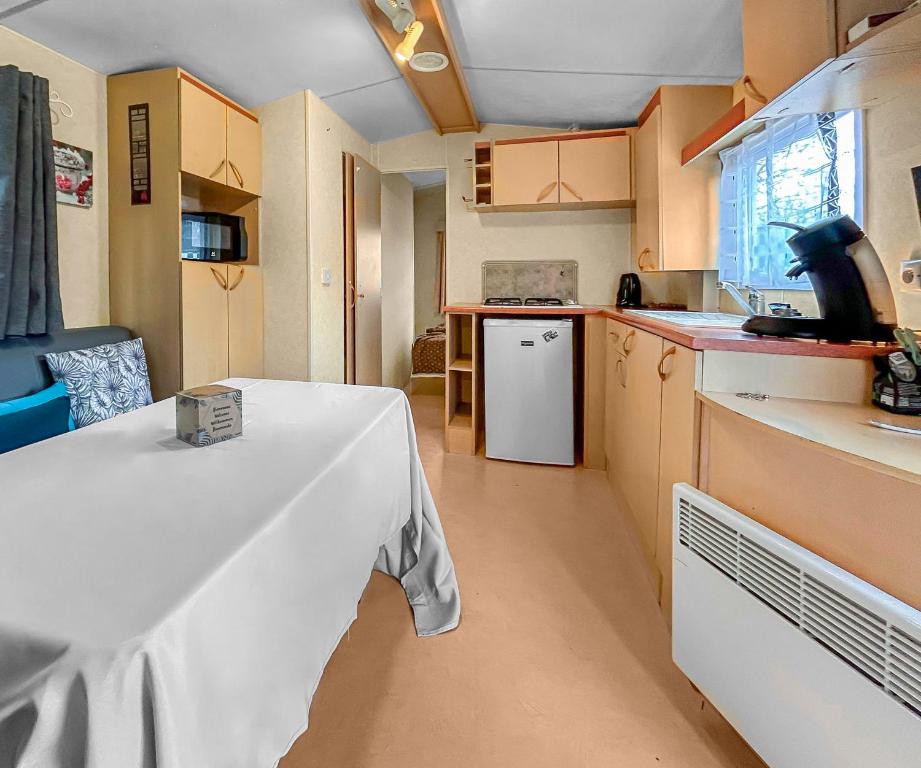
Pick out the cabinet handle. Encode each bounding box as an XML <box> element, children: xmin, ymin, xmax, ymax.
<box><xmin>209</xmin><ymin>267</ymin><xmax>228</xmax><ymax>290</ymax></box>
<box><xmin>560</xmin><ymin>181</ymin><xmax>583</xmax><ymax>201</ymax></box>
<box><xmin>229</xmin><ymin>160</ymin><xmax>245</xmax><ymax>188</ymax></box>
<box><xmin>208</xmin><ymin>158</ymin><xmax>226</xmax><ymax>179</ymax></box>
<box><xmin>638</xmin><ymin>247</ymin><xmax>654</xmax><ymax>271</ymax></box>
<box><xmin>228</xmin><ymin>267</ymin><xmax>245</xmax><ymax>291</ymax></box>
<box><xmin>536</xmin><ymin>181</ymin><xmax>558</xmax><ymax>203</ymax></box>
<box><xmin>615</xmin><ymin>358</ymin><xmax>627</xmax><ymax>388</ymax></box>
<box><xmin>657</xmin><ymin>346</ymin><xmax>677</xmax><ymax>381</ymax></box>
<box><xmin>742</xmin><ymin>76</ymin><xmax>768</xmax><ymax>105</ymax></box>
<box><xmin>623</xmin><ymin>328</ymin><xmax>636</xmax><ymax>355</ymax></box>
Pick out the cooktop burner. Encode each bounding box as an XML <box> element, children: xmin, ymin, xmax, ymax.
<box><xmin>524</xmin><ymin>297</ymin><xmax>564</xmax><ymax>306</ymax></box>
<box><xmin>483</xmin><ymin>297</ymin><xmax>523</xmax><ymax>306</ymax></box>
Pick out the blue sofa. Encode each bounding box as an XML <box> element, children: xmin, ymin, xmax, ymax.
<box><xmin>0</xmin><ymin>326</ymin><xmax>132</xmax><ymax>401</ymax></box>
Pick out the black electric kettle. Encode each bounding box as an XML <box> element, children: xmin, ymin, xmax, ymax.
<box><xmin>616</xmin><ymin>273</ymin><xmax>642</xmax><ymax>307</ymax></box>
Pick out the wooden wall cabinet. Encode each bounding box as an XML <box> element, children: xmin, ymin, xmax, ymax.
<box><xmin>181</xmin><ymin>263</ymin><xmax>265</xmax><ymax>390</ymax></box>
<box><xmin>180</xmin><ymin>74</ymin><xmax>262</xmax><ymax>195</ymax></box>
<box><xmin>479</xmin><ymin>131</ymin><xmax>632</xmax><ymax>212</ymax></box>
<box><xmin>109</xmin><ymin>68</ymin><xmax>264</xmax><ymax>400</ymax></box>
<box><xmin>634</xmin><ymin>86</ymin><xmax>733</xmax><ymax>272</ymax></box>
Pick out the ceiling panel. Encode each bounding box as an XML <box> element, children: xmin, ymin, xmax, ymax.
<box><xmin>403</xmin><ymin>169</ymin><xmax>446</xmax><ymax>188</ymax></box>
<box><xmin>324</xmin><ymin>77</ymin><xmax>433</xmax><ymax>143</ymax></box>
<box><xmin>0</xmin><ymin>0</ymin><xmax>407</xmax><ymax>108</ymax></box>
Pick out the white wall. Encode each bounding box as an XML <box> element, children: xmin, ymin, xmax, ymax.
<box><xmin>381</xmin><ymin>173</ymin><xmax>415</xmax><ymax>389</ymax></box>
<box><xmin>375</xmin><ymin>124</ymin><xmax>633</xmax><ymax>306</ymax></box>
<box><xmin>306</xmin><ymin>93</ymin><xmax>373</xmax><ymax>383</ymax></box>
<box><xmin>258</xmin><ymin>91</ymin><xmax>309</xmax><ymax>380</ymax></box>
<box><xmin>865</xmin><ymin>93</ymin><xmax>921</xmax><ymax>329</ymax></box>
<box><xmin>2</xmin><ymin>27</ymin><xmax>108</xmax><ymax>329</ymax></box>
<box><xmin>414</xmin><ymin>184</ymin><xmax>446</xmax><ymax>334</ymax></box>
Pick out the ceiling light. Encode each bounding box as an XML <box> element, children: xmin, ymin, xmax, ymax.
<box><xmin>374</xmin><ymin>0</ymin><xmax>415</xmax><ymax>33</ymax></box>
<box><xmin>395</xmin><ymin>21</ymin><xmax>424</xmax><ymax>62</ymax></box>
<box><xmin>409</xmin><ymin>51</ymin><xmax>448</xmax><ymax>73</ymax></box>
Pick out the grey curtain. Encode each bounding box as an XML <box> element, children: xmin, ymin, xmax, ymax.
<box><xmin>0</xmin><ymin>64</ymin><xmax>63</xmax><ymax>340</ymax></box>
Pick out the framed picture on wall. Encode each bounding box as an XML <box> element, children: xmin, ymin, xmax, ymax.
<box><xmin>53</xmin><ymin>140</ymin><xmax>93</xmax><ymax>208</ymax></box>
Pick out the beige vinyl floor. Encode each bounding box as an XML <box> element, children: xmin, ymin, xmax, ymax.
<box><xmin>281</xmin><ymin>393</ymin><xmax>764</xmax><ymax>767</ymax></box>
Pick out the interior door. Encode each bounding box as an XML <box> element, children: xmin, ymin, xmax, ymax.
<box><xmin>344</xmin><ymin>153</ymin><xmax>382</xmax><ymax>386</ymax></box>
<box><xmin>181</xmin><ymin>261</ymin><xmax>229</xmax><ymax>389</ymax></box>
<box><xmin>559</xmin><ymin>136</ymin><xmax>631</xmax><ymax>203</ymax></box>
<box><xmin>180</xmin><ymin>78</ymin><xmax>227</xmax><ymax>184</ymax></box>
<box><xmin>634</xmin><ymin>106</ymin><xmax>662</xmax><ymax>272</ymax></box>
<box><xmin>226</xmin><ymin>108</ymin><xmax>262</xmax><ymax>195</ymax></box>
<box><xmin>492</xmin><ymin>140</ymin><xmax>560</xmax><ymax>206</ymax></box>
<box><xmin>227</xmin><ymin>265</ymin><xmax>264</xmax><ymax>378</ymax></box>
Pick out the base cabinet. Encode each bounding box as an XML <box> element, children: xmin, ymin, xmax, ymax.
<box><xmin>182</xmin><ymin>262</ymin><xmax>264</xmax><ymax>390</ymax></box>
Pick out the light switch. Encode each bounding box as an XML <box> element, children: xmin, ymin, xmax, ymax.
<box><xmin>321</xmin><ymin>268</ymin><xmax>332</xmax><ymax>287</ymax></box>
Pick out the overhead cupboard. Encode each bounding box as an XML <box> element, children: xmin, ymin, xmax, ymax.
<box><xmin>472</xmin><ymin>130</ymin><xmax>633</xmax><ymax>211</ymax></box>
<box><xmin>108</xmin><ymin>68</ymin><xmax>264</xmax><ymax>400</ymax></box>
<box><xmin>682</xmin><ymin>0</ymin><xmax>921</xmax><ymax>163</ymax></box>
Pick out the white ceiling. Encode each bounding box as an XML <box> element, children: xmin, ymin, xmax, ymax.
<box><xmin>1</xmin><ymin>0</ymin><xmax>742</xmax><ymax>141</ymax></box>
<box><xmin>402</xmin><ymin>169</ymin><xmax>446</xmax><ymax>188</ymax></box>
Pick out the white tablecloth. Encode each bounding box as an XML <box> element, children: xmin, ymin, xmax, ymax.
<box><xmin>0</xmin><ymin>379</ymin><xmax>460</xmax><ymax>767</ymax></box>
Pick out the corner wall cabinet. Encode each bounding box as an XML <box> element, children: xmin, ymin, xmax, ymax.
<box><xmin>633</xmin><ymin>86</ymin><xmax>733</xmax><ymax>272</ymax></box>
<box><xmin>682</xmin><ymin>0</ymin><xmax>920</xmax><ymax>164</ymax></box>
<box><xmin>108</xmin><ymin>68</ymin><xmax>263</xmax><ymax>400</ymax></box>
<box><xmin>472</xmin><ymin>130</ymin><xmax>633</xmax><ymax>213</ymax></box>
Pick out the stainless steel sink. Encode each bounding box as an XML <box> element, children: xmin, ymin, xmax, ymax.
<box><xmin>623</xmin><ymin>310</ymin><xmax>746</xmax><ymax>328</ymax></box>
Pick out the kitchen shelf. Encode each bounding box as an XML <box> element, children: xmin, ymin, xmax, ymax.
<box><xmin>682</xmin><ymin>6</ymin><xmax>921</xmax><ymax>165</ymax></box>
<box><xmin>449</xmin><ymin>354</ymin><xmax>473</xmax><ymax>371</ymax></box>
<box><xmin>447</xmin><ymin>402</ymin><xmax>472</xmax><ymax>429</ymax></box>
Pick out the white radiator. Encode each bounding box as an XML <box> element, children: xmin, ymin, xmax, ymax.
<box><xmin>672</xmin><ymin>484</ymin><xmax>921</xmax><ymax>768</ymax></box>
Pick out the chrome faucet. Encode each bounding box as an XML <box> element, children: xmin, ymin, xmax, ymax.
<box><xmin>717</xmin><ymin>281</ymin><xmax>756</xmax><ymax>317</ymax></box>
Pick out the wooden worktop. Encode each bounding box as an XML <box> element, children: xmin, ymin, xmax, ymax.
<box><xmin>699</xmin><ymin>391</ymin><xmax>921</xmax><ymax>486</ymax></box>
<box><xmin>443</xmin><ymin>303</ymin><xmax>892</xmax><ymax>360</ymax></box>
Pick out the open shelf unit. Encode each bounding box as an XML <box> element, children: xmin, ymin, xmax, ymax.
<box><xmin>472</xmin><ymin>142</ymin><xmax>492</xmax><ymax>207</ymax></box>
<box><xmin>445</xmin><ymin>312</ymin><xmax>479</xmax><ymax>454</ymax></box>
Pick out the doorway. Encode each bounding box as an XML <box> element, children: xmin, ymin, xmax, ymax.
<box><xmin>343</xmin><ymin>152</ymin><xmax>382</xmax><ymax>386</ymax></box>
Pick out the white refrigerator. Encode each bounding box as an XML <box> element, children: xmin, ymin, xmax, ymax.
<box><xmin>483</xmin><ymin>318</ymin><xmax>574</xmax><ymax>465</ymax></box>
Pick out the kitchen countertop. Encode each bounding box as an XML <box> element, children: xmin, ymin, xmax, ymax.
<box><xmin>698</xmin><ymin>390</ymin><xmax>921</xmax><ymax>486</ymax></box>
<box><xmin>443</xmin><ymin>303</ymin><xmax>894</xmax><ymax>360</ymax></box>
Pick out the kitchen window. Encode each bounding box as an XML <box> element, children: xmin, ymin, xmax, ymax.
<box><xmin>718</xmin><ymin>110</ymin><xmax>863</xmax><ymax>290</ymax></box>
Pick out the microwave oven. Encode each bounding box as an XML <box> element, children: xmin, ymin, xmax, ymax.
<box><xmin>181</xmin><ymin>212</ymin><xmax>248</xmax><ymax>262</ymax></box>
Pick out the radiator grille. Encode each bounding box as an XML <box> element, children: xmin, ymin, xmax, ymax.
<box><xmin>677</xmin><ymin>496</ymin><xmax>921</xmax><ymax>720</ymax></box>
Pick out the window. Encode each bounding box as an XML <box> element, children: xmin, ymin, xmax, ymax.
<box><xmin>718</xmin><ymin>111</ymin><xmax>863</xmax><ymax>290</ymax></box>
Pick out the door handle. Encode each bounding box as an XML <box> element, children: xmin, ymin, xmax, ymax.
<box><xmin>208</xmin><ymin>158</ymin><xmax>226</xmax><ymax>180</ymax></box>
<box><xmin>657</xmin><ymin>346</ymin><xmax>677</xmax><ymax>381</ymax></box>
<box><xmin>615</xmin><ymin>358</ymin><xmax>627</xmax><ymax>388</ymax></box>
<box><xmin>229</xmin><ymin>160</ymin><xmax>245</xmax><ymax>188</ymax></box>
<box><xmin>742</xmin><ymin>75</ymin><xmax>768</xmax><ymax>105</ymax></box>
<box><xmin>623</xmin><ymin>329</ymin><xmax>636</xmax><ymax>355</ymax></box>
<box><xmin>561</xmin><ymin>181</ymin><xmax>583</xmax><ymax>201</ymax></box>
<box><xmin>228</xmin><ymin>267</ymin><xmax>245</xmax><ymax>291</ymax></box>
<box><xmin>209</xmin><ymin>266</ymin><xmax>228</xmax><ymax>290</ymax></box>
<box><xmin>348</xmin><ymin>281</ymin><xmax>356</xmax><ymax>309</ymax></box>
<box><xmin>536</xmin><ymin>181</ymin><xmax>558</xmax><ymax>203</ymax></box>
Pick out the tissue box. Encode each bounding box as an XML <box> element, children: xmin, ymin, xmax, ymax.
<box><xmin>176</xmin><ymin>385</ymin><xmax>242</xmax><ymax>446</ymax></box>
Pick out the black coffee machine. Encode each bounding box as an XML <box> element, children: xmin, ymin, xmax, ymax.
<box><xmin>741</xmin><ymin>216</ymin><xmax>897</xmax><ymax>343</ymax></box>
<box><xmin>616</xmin><ymin>273</ymin><xmax>642</xmax><ymax>307</ymax></box>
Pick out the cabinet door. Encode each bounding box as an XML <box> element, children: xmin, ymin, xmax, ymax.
<box><xmin>617</xmin><ymin>328</ymin><xmax>663</xmax><ymax>563</ymax></box>
<box><xmin>742</xmin><ymin>0</ymin><xmax>836</xmax><ymax>105</ymax></box>
<box><xmin>181</xmin><ymin>262</ymin><xmax>229</xmax><ymax>389</ymax></box>
<box><xmin>604</xmin><ymin>322</ymin><xmax>627</xmax><ymax>481</ymax></box>
<box><xmin>226</xmin><ymin>108</ymin><xmax>262</xmax><ymax>195</ymax></box>
<box><xmin>559</xmin><ymin>136</ymin><xmax>631</xmax><ymax>203</ymax></box>
<box><xmin>227</xmin><ymin>265</ymin><xmax>264</xmax><ymax>378</ymax></box>
<box><xmin>634</xmin><ymin>107</ymin><xmax>662</xmax><ymax>272</ymax></box>
<box><xmin>654</xmin><ymin>344</ymin><xmax>698</xmax><ymax>625</ymax></box>
<box><xmin>492</xmin><ymin>140</ymin><xmax>559</xmax><ymax>206</ymax></box>
<box><xmin>180</xmin><ymin>79</ymin><xmax>227</xmax><ymax>183</ymax></box>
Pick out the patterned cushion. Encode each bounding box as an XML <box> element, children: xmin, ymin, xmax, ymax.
<box><xmin>45</xmin><ymin>338</ymin><xmax>153</xmax><ymax>428</ymax></box>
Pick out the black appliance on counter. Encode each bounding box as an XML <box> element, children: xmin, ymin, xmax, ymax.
<box><xmin>181</xmin><ymin>212</ymin><xmax>248</xmax><ymax>262</ymax></box>
<box><xmin>741</xmin><ymin>216</ymin><xmax>897</xmax><ymax>343</ymax></box>
<box><xmin>616</xmin><ymin>273</ymin><xmax>642</xmax><ymax>307</ymax></box>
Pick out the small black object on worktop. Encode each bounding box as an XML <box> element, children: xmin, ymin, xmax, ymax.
<box><xmin>616</xmin><ymin>273</ymin><xmax>642</xmax><ymax>307</ymax></box>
